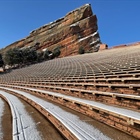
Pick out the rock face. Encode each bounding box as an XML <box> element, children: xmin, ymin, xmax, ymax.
<box><xmin>2</xmin><ymin>4</ymin><xmax>101</xmax><ymax>57</ymax></box>
<box><xmin>112</xmin><ymin>41</ymin><xmax>140</xmax><ymax>49</ymax></box>
<box><xmin>99</xmin><ymin>44</ymin><xmax>108</xmax><ymax>51</ymax></box>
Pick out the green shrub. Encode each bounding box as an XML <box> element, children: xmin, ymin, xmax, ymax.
<box><xmin>37</xmin><ymin>51</ymin><xmax>44</xmax><ymax>62</ymax></box>
<box><xmin>43</xmin><ymin>49</ymin><xmax>52</xmax><ymax>60</ymax></box>
<box><xmin>4</xmin><ymin>48</ymin><xmax>22</xmax><ymax>65</ymax></box>
<box><xmin>4</xmin><ymin>47</ymin><xmax>38</xmax><ymax>66</ymax></box>
<box><xmin>22</xmin><ymin>48</ymin><xmax>37</xmax><ymax>64</ymax></box>
<box><xmin>85</xmin><ymin>50</ymin><xmax>92</xmax><ymax>53</ymax></box>
<box><xmin>78</xmin><ymin>46</ymin><xmax>85</xmax><ymax>54</ymax></box>
<box><xmin>0</xmin><ymin>53</ymin><xmax>4</xmax><ymax>67</ymax></box>
<box><xmin>53</xmin><ymin>46</ymin><xmax>61</xmax><ymax>57</ymax></box>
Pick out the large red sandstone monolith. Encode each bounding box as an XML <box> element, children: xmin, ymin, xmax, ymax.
<box><xmin>2</xmin><ymin>4</ymin><xmax>101</xmax><ymax>57</ymax></box>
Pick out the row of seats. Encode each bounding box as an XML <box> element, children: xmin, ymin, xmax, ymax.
<box><xmin>0</xmin><ymin>46</ymin><xmax>140</xmax><ymax>112</ymax></box>
<box><xmin>0</xmin><ymin>45</ymin><xmax>140</xmax><ymax>138</ymax></box>
<box><xmin>0</xmin><ymin>46</ymin><xmax>140</xmax><ymax>81</ymax></box>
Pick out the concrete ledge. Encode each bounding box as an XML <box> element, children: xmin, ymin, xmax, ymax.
<box><xmin>1</xmin><ymin>83</ymin><xmax>140</xmax><ymax>110</ymax></box>
<box><xmin>1</xmin><ymin>89</ymin><xmax>78</xmax><ymax>140</ymax></box>
<box><xmin>1</xmin><ymin>85</ymin><xmax>140</xmax><ymax>139</ymax></box>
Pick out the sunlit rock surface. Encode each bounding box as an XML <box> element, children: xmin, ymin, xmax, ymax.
<box><xmin>2</xmin><ymin>4</ymin><xmax>101</xmax><ymax>57</ymax></box>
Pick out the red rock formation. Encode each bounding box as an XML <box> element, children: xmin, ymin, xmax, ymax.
<box><xmin>99</xmin><ymin>44</ymin><xmax>108</xmax><ymax>51</ymax></box>
<box><xmin>112</xmin><ymin>41</ymin><xmax>140</xmax><ymax>49</ymax></box>
<box><xmin>2</xmin><ymin>4</ymin><xmax>101</xmax><ymax>57</ymax></box>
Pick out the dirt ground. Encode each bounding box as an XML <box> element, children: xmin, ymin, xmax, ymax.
<box><xmin>1</xmin><ymin>99</ymin><xmax>12</xmax><ymax>140</ymax></box>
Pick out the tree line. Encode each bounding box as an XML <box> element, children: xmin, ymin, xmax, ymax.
<box><xmin>0</xmin><ymin>46</ymin><xmax>61</xmax><ymax>69</ymax></box>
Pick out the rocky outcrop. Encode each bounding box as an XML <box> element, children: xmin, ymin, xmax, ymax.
<box><xmin>2</xmin><ymin>4</ymin><xmax>101</xmax><ymax>57</ymax></box>
<box><xmin>99</xmin><ymin>44</ymin><xmax>108</xmax><ymax>51</ymax></box>
<box><xmin>112</xmin><ymin>41</ymin><xmax>140</xmax><ymax>49</ymax></box>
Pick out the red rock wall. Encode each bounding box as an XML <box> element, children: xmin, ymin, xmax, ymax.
<box><xmin>112</xmin><ymin>41</ymin><xmax>140</xmax><ymax>49</ymax></box>
<box><xmin>2</xmin><ymin>4</ymin><xmax>101</xmax><ymax>57</ymax></box>
<box><xmin>99</xmin><ymin>44</ymin><xmax>108</xmax><ymax>51</ymax></box>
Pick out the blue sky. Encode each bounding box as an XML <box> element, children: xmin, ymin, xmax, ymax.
<box><xmin>0</xmin><ymin>0</ymin><xmax>140</xmax><ymax>49</ymax></box>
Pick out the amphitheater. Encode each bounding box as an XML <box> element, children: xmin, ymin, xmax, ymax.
<box><xmin>0</xmin><ymin>44</ymin><xmax>140</xmax><ymax>140</ymax></box>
